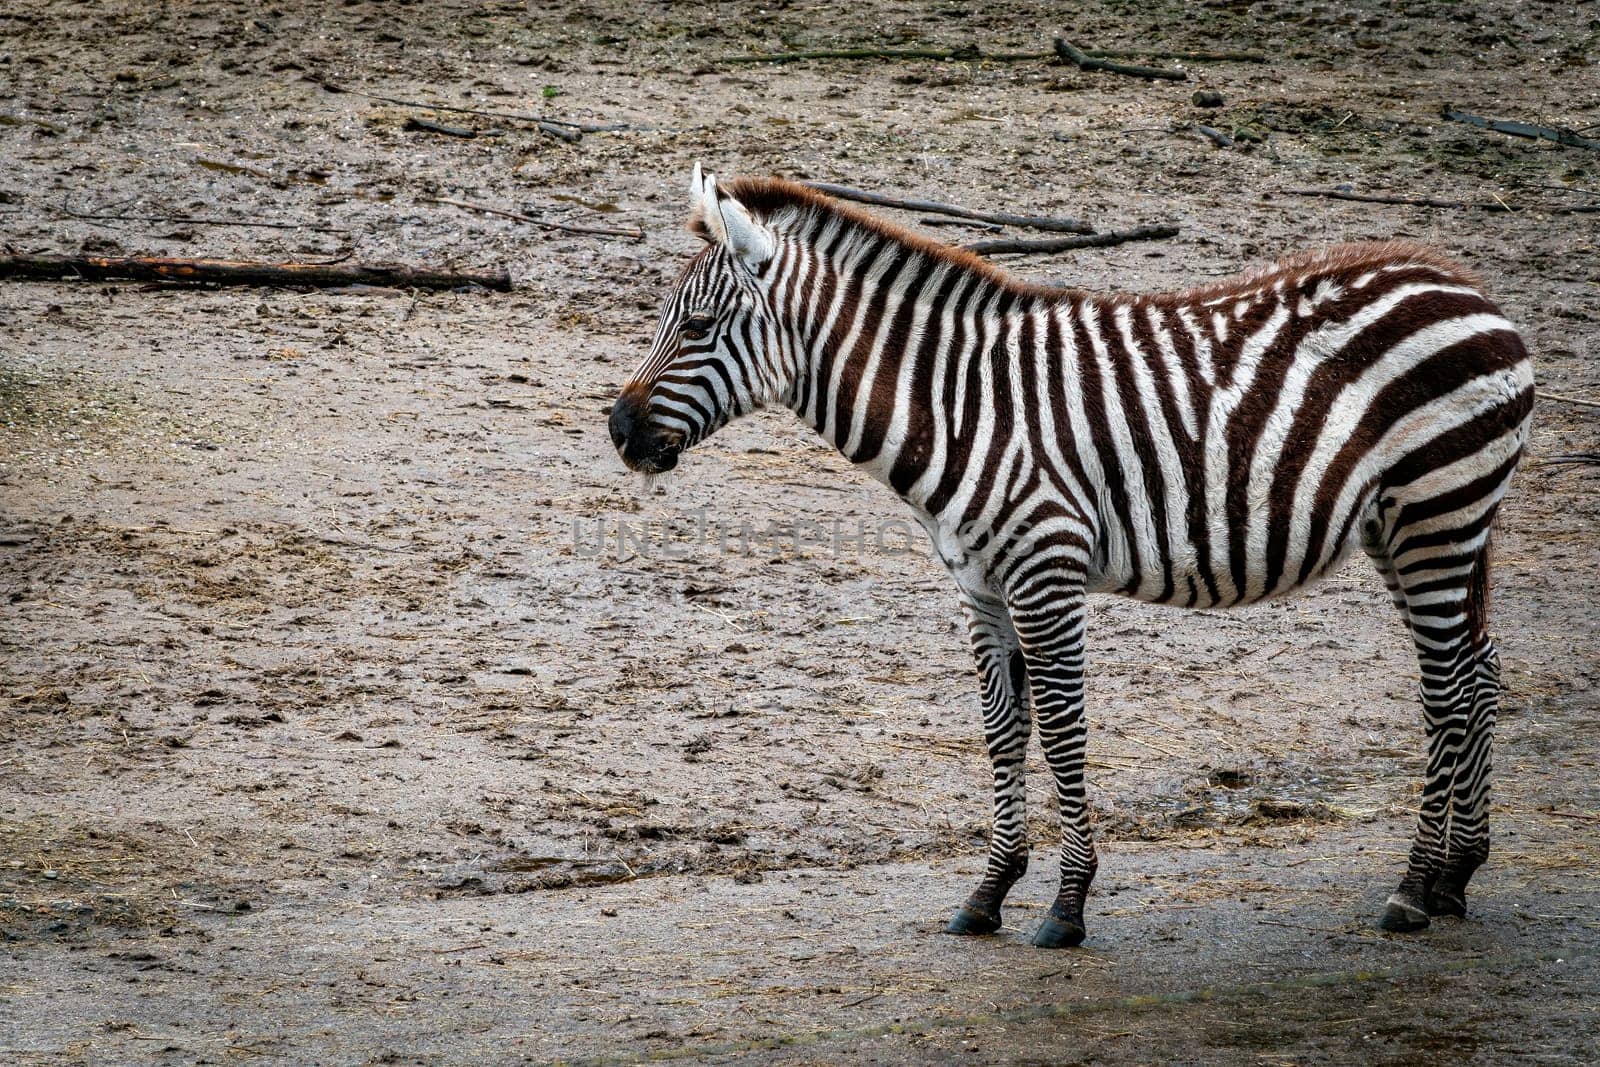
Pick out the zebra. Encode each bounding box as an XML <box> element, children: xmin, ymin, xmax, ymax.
<box><xmin>607</xmin><ymin>165</ymin><xmax>1534</xmax><ymax>948</ymax></box>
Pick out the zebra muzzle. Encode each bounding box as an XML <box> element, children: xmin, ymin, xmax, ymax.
<box><xmin>608</xmin><ymin>395</ymin><xmax>683</xmax><ymax>473</ymax></box>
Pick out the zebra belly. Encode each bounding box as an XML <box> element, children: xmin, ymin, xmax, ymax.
<box><xmin>1084</xmin><ymin>511</ymin><xmax>1372</xmax><ymax>608</ymax></box>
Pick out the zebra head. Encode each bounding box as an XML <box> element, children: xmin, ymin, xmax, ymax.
<box><xmin>609</xmin><ymin>164</ymin><xmax>781</xmax><ymax>474</ymax></box>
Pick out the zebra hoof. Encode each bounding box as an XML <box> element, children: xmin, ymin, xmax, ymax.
<box><xmin>946</xmin><ymin>904</ymin><xmax>1002</xmax><ymax>936</ymax></box>
<box><xmin>1377</xmin><ymin>893</ymin><xmax>1431</xmax><ymax>933</ymax></box>
<box><xmin>1031</xmin><ymin>913</ymin><xmax>1086</xmax><ymax>949</ymax></box>
<box><xmin>1426</xmin><ymin>885</ymin><xmax>1467</xmax><ymax>919</ymax></box>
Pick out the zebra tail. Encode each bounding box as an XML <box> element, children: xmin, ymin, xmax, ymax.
<box><xmin>1468</xmin><ymin>532</ymin><xmax>1493</xmax><ymax>649</ymax></box>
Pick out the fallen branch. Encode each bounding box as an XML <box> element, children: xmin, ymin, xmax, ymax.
<box><xmin>1441</xmin><ymin>108</ymin><xmax>1600</xmax><ymax>152</ymax></box>
<box><xmin>1053</xmin><ymin>38</ymin><xmax>1186</xmax><ymax>81</ymax></box>
<box><xmin>0</xmin><ymin>254</ymin><xmax>511</xmax><ymax>291</ymax></box>
<box><xmin>1194</xmin><ymin>124</ymin><xmax>1235</xmax><ymax>149</ymax></box>
<box><xmin>804</xmin><ymin>181</ymin><xmax>1094</xmax><ymax>234</ymax></box>
<box><xmin>536</xmin><ymin>121</ymin><xmax>583</xmax><ymax>144</ymax></box>
<box><xmin>404</xmin><ymin>116</ymin><xmax>485</xmax><ymax>139</ymax></box>
<box><xmin>963</xmin><ymin>224</ymin><xmax>1179</xmax><ymax>255</ymax></box>
<box><xmin>1536</xmin><ymin>390</ymin><xmax>1600</xmax><ymax>410</ymax></box>
<box><xmin>316</xmin><ymin>80</ymin><xmax>630</xmax><ymax>138</ymax></box>
<box><xmin>421</xmin><ymin>196</ymin><xmax>644</xmax><ymax>240</ymax></box>
<box><xmin>1091</xmin><ymin>49</ymin><xmax>1264</xmax><ymax>63</ymax></box>
<box><xmin>1282</xmin><ymin>188</ymin><xmax>1513</xmax><ymax>212</ymax></box>
<box><xmin>718</xmin><ymin>45</ymin><xmax>1264</xmax><ymax>65</ymax></box>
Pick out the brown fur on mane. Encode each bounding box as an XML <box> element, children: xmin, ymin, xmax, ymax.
<box><xmin>691</xmin><ymin>175</ymin><xmax>1479</xmax><ymax>303</ymax></box>
<box><xmin>691</xmin><ymin>176</ymin><xmax>1031</xmax><ymax>291</ymax></box>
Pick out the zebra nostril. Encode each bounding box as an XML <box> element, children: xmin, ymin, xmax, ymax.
<box><xmin>607</xmin><ymin>398</ymin><xmax>634</xmax><ymax>450</ymax></box>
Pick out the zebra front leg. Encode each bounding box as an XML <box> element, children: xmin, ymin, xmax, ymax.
<box><xmin>946</xmin><ymin>593</ymin><xmax>1032</xmax><ymax>936</ymax></box>
<box><xmin>1013</xmin><ymin>586</ymin><xmax>1096</xmax><ymax>949</ymax></box>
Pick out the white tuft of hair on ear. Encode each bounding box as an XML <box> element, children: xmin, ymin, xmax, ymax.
<box><xmin>687</xmin><ymin>166</ymin><xmax>773</xmax><ymax>270</ymax></box>
<box><xmin>696</xmin><ymin>167</ymin><xmax>729</xmax><ymax>246</ymax></box>
<box><xmin>714</xmin><ymin>194</ymin><xmax>775</xmax><ymax>272</ymax></box>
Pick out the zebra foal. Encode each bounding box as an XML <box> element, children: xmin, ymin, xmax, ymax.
<box><xmin>608</xmin><ymin>167</ymin><xmax>1534</xmax><ymax>947</ymax></box>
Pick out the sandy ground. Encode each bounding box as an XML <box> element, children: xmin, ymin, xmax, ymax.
<box><xmin>2</xmin><ymin>1</ymin><xmax>1598</xmax><ymax>1063</ymax></box>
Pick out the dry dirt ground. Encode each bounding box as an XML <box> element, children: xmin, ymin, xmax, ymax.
<box><xmin>3</xmin><ymin>1</ymin><xmax>1599</xmax><ymax>1064</ymax></box>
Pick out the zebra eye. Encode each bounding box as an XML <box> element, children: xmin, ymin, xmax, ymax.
<box><xmin>680</xmin><ymin>314</ymin><xmax>715</xmax><ymax>340</ymax></box>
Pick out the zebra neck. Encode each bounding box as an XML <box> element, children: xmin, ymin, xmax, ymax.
<box><xmin>780</xmin><ymin>234</ymin><xmax>1028</xmax><ymax>508</ymax></box>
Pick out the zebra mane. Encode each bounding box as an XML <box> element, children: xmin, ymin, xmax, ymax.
<box><xmin>691</xmin><ymin>176</ymin><xmax>1479</xmax><ymax>306</ymax></box>
<box><xmin>690</xmin><ymin>176</ymin><xmax>1064</xmax><ymax>298</ymax></box>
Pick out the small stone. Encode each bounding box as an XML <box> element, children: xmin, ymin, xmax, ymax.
<box><xmin>1193</xmin><ymin>89</ymin><xmax>1225</xmax><ymax>108</ymax></box>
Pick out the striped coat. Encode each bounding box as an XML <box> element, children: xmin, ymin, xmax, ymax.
<box><xmin>610</xmin><ymin>169</ymin><xmax>1534</xmax><ymax>947</ymax></box>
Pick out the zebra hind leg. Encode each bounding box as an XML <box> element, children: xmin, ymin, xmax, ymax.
<box><xmin>1377</xmin><ymin>536</ymin><xmax>1496</xmax><ymax>932</ymax></box>
<box><xmin>1426</xmin><ymin>543</ymin><xmax>1501</xmax><ymax>919</ymax></box>
<box><xmin>946</xmin><ymin>594</ymin><xmax>1032</xmax><ymax>936</ymax></box>
<box><xmin>1364</xmin><ymin>529</ymin><xmax>1439</xmax><ymax>930</ymax></box>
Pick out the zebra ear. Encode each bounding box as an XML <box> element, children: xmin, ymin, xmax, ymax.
<box><xmin>689</xmin><ymin>165</ymin><xmax>773</xmax><ymax>270</ymax></box>
<box><xmin>693</xmin><ymin>164</ymin><xmax>728</xmax><ymax>246</ymax></box>
<box><xmin>710</xmin><ymin>188</ymin><xmax>775</xmax><ymax>273</ymax></box>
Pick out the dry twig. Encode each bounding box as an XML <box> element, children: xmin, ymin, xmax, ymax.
<box><xmin>1283</xmin><ymin>188</ymin><xmax>1598</xmax><ymax>215</ymax></box>
<box><xmin>315</xmin><ymin>80</ymin><xmax>630</xmax><ymax>139</ymax></box>
<box><xmin>1536</xmin><ymin>390</ymin><xmax>1600</xmax><ymax>410</ymax></box>
<box><xmin>804</xmin><ymin>181</ymin><xmax>1094</xmax><ymax>234</ymax></box>
<box><xmin>1539</xmin><ymin>806</ymin><xmax>1600</xmax><ymax>823</ymax></box>
<box><xmin>1282</xmin><ymin>188</ymin><xmax>1513</xmax><ymax>212</ymax></box>
<box><xmin>1536</xmin><ymin>453</ymin><xmax>1600</xmax><ymax>469</ymax></box>
<box><xmin>1053</xmin><ymin>38</ymin><xmax>1187</xmax><ymax>81</ymax></box>
<box><xmin>919</xmin><ymin>217</ymin><xmax>1005</xmax><ymax>232</ymax></box>
<box><xmin>725</xmin><ymin>45</ymin><xmax>1000</xmax><ymax>64</ymax></box>
<box><xmin>404</xmin><ymin>116</ymin><xmax>486</xmax><ymax>139</ymax></box>
<box><xmin>718</xmin><ymin>45</ymin><xmax>1264</xmax><ymax>65</ymax></box>
<box><xmin>1441</xmin><ymin>108</ymin><xmax>1600</xmax><ymax>152</ymax></box>
<box><xmin>422</xmin><ymin>196</ymin><xmax>645</xmax><ymax>240</ymax></box>
<box><xmin>963</xmin><ymin>224</ymin><xmax>1179</xmax><ymax>256</ymax></box>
